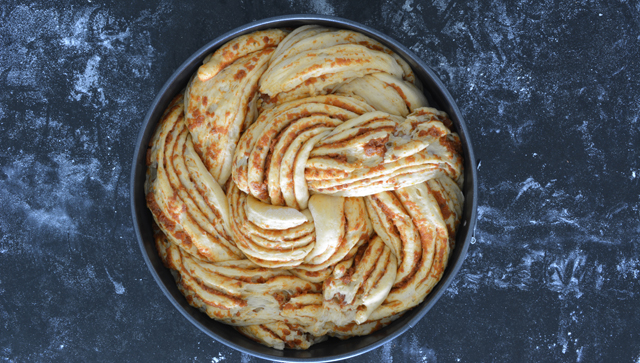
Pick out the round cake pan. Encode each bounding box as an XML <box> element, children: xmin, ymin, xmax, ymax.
<box><xmin>131</xmin><ymin>14</ymin><xmax>478</xmax><ymax>362</ymax></box>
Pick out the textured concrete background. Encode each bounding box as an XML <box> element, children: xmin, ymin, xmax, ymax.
<box><xmin>0</xmin><ymin>0</ymin><xmax>639</xmax><ymax>362</ymax></box>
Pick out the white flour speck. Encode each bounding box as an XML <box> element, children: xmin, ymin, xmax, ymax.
<box><xmin>70</xmin><ymin>55</ymin><xmax>101</xmax><ymax>102</ymax></box>
<box><xmin>547</xmin><ymin>251</ymin><xmax>586</xmax><ymax>299</ymax></box>
<box><xmin>515</xmin><ymin>177</ymin><xmax>541</xmax><ymax>200</ymax></box>
<box><xmin>432</xmin><ymin>0</ymin><xmax>452</xmax><ymax>14</ymax></box>
<box><xmin>61</xmin><ymin>7</ymin><xmax>96</xmax><ymax>49</ymax></box>
<box><xmin>105</xmin><ymin>268</ymin><xmax>125</xmax><ymax>295</ymax></box>
<box><xmin>309</xmin><ymin>0</ymin><xmax>335</xmax><ymax>15</ymax></box>
<box><xmin>407</xmin><ymin>334</ymin><xmax>437</xmax><ymax>362</ymax></box>
<box><xmin>211</xmin><ymin>353</ymin><xmax>226</xmax><ymax>363</ymax></box>
<box><xmin>402</xmin><ymin>0</ymin><xmax>414</xmax><ymax>12</ymax></box>
<box><xmin>595</xmin><ymin>263</ymin><xmax>605</xmax><ymax>290</ymax></box>
<box><xmin>26</xmin><ymin>207</ymin><xmax>77</xmax><ymax>235</ymax></box>
<box><xmin>576</xmin><ymin>345</ymin><xmax>584</xmax><ymax>362</ymax></box>
<box><xmin>380</xmin><ymin>341</ymin><xmax>393</xmax><ymax>363</ymax></box>
<box><xmin>616</xmin><ymin>258</ymin><xmax>639</xmax><ymax>279</ymax></box>
<box><xmin>99</xmin><ymin>27</ymin><xmax>131</xmax><ymax>50</ymax></box>
<box><xmin>240</xmin><ymin>353</ymin><xmax>252</xmax><ymax>363</ymax></box>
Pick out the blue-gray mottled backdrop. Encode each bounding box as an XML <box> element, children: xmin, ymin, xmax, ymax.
<box><xmin>0</xmin><ymin>0</ymin><xmax>639</xmax><ymax>362</ymax></box>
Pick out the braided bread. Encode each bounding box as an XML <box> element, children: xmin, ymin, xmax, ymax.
<box><xmin>146</xmin><ymin>26</ymin><xmax>464</xmax><ymax>350</ymax></box>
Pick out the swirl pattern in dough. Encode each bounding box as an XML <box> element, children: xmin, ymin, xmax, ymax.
<box><xmin>146</xmin><ymin>27</ymin><xmax>465</xmax><ymax>350</ymax></box>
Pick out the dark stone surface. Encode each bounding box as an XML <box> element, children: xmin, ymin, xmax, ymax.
<box><xmin>0</xmin><ymin>0</ymin><xmax>638</xmax><ymax>362</ymax></box>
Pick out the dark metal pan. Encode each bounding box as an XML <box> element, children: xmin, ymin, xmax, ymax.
<box><xmin>130</xmin><ymin>14</ymin><xmax>478</xmax><ymax>362</ymax></box>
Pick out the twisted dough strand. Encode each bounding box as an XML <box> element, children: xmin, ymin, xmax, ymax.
<box><xmin>146</xmin><ymin>27</ymin><xmax>465</xmax><ymax>350</ymax></box>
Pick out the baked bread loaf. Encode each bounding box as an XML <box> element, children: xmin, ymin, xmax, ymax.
<box><xmin>146</xmin><ymin>26</ymin><xmax>464</xmax><ymax>350</ymax></box>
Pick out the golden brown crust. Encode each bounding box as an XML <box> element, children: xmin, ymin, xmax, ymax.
<box><xmin>145</xmin><ymin>26</ymin><xmax>464</xmax><ymax>350</ymax></box>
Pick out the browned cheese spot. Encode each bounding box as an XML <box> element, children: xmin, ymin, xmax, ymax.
<box><xmin>234</xmin><ymin>69</ymin><xmax>247</xmax><ymax>81</ymax></box>
<box><xmin>363</xmin><ymin>135</ymin><xmax>389</xmax><ymax>157</ymax></box>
